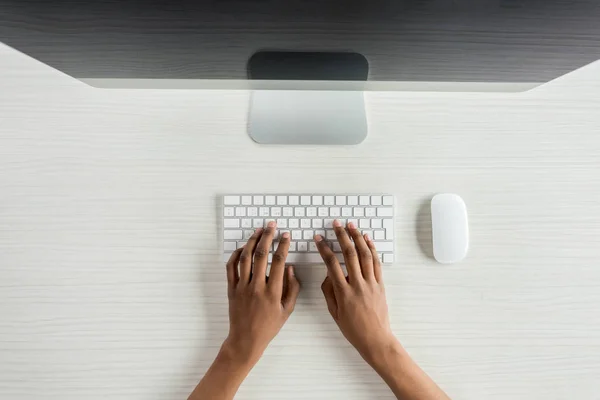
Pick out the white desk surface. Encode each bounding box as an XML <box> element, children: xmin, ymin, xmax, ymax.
<box><xmin>1</xmin><ymin>43</ymin><xmax>600</xmax><ymax>400</ymax></box>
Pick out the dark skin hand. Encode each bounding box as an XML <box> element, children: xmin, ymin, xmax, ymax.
<box><xmin>188</xmin><ymin>221</ymin><xmax>299</xmax><ymax>400</ymax></box>
<box><xmin>316</xmin><ymin>220</ymin><xmax>450</xmax><ymax>400</ymax></box>
<box><xmin>189</xmin><ymin>220</ymin><xmax>449</xmax><ymax>400</ymax></box>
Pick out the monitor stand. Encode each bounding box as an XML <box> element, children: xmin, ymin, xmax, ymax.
<box><xmin>246</xmin><ymin>51</ymin><xmax>369</xmax><ymax>145</ymax></box>
<box><xmin>248</xmin><ymin>90</ymin><xmax>367</xmax><ymax>145</ymax></box>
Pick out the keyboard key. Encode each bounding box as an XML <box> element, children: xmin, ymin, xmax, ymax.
<box><xmin>224</xmin><ymin>219</ymin><xmax>240</xmax><ymax>228</ymax></box>
<box><xmin>318</xmin><ymin>207</ymin><xmax>329</xmax><ymax>217</ymax></box>
<box><xmin>315</xmin><ymin>229</ymin><xmax>326</xmax><ymax>238</ymax></box>
<box><xmin>241</xmin><ymin>219</ymin><xmax>252</xmax><ymax>228</ymax></box>
<box><xmin>283</xmin><ymin>207</ymin><xmax>294</xmax><ymax>217</ymax></box>
<box><xmin>298</xmin><ymin>242</ymin><xmax>308</xmax><ymax>252</ymax></box>
<box><xmin>383</xmin><ymin>196</ymin><xmax>394</xmax><ymax>205</ymax></box>
<box><xmin>347</xmin><ymin>218</ymin><xmax>358</xmax><ymax>227</ymax></box>
<box><xmin>324</xmin><ymin>219</ymin><xmax>334</xmax><ymax>228</ymax></box>
<box><xmin>335</xmin><ymin>196</ymin><xmax>347</xmax><ymax>205</ymax></box>
<box><xmin>289</xmin><ymin>196</ymin><xmax>300</xmax><ymax>205</ymax></box>
<box><xmin>247</xmin><ymin>207</ymin><xmax>258</xmax><ymax>216</ymax></box>
<box><xmin>371</xmin><ymin>196</ymin><xmax>382</xmax><ymax>206</ymax></box>
<box><xmin>284</xmin><ymin>252</ymin><xmax>343</xmax><ymax>264</ymax></box>
<box><xmin>353</xmin><ymin>208</ymin><xmax>365</xmax><ymax>217</ymax></box>
<box><xmin>348</xmin><ymin>195</ymin><xmax>359</xmax><ymax>205</ymax></box>
<box><xmin>365</xmin><ymin>207</ymin><xmax>376</xmax><ymax>217</ymax></box>
<box><xmin>224</xmin><ymin>230</ymin><xmax>243</xmax><ymax>240</ymax></box>
<box><xmin>301</xmin><ymin>196</ymin><xmax>311</xmax><ymax>205</ymax></box>
<box><xmin>253</xmin><ymin>195</ymin><xmax>264</xmax><ymax>205</ymax></box>
<box><xmin>241</xmin><ymin>196</ymin><xmax>252</xmax><ymax>205</ymax></box>
<box><xmin>341</xmin><ymin>207</ymin><xmax>352</xmax><ymax>217</ymax></box>
<box><xmin>266</xmin><ymin>195</ymin><xmax>276</xmax><ymax>205</ymax></box>
<box><xmin>224</xmin><ymin>196</ymin><xmax>240</xmax><ymax>205</ymax></box>
<box><xmin>309</xmin><ymin>242</ymin><xmax>318</xmax><ymax>252</ymax></box>
<box><xmin>259</xmin><ymin>207</ymin><xmax>270</xmax><ymax>216</ymax></box>
<box><xmin>243</xmin><ymin>230</ymin><xmax>254</xmax><ymax>239</ymax></box>
<box><xmin>312</xmin><ymin>196</ymin><xmax>323</xmax><ymax>205</ymax></box>
<box><xmin>277</xmin><ymin>219</ymin><xmax>287</xmax><ymax>228</ymax></box>
<box><xmin>377</xmin><ymin>207</ymin><xmax>394</xmax><ymax>217</ymax></box>
<box><xmin>265</xmin><ymin>218</ymin><xmax>276</xmax><ymax>226</ymax></box>
<box><xmin>326</xmin><ymin>230</ymin><xmax>337</xmax><ymax>240</ymax></box>
<box><xmin>383</xmin><ymin>253</ymin><xmax>394</xmax><ymax>263</ymax></box>
<box><xmin>374</xmin><ymin>242</ymin><xmax>394</xmax><ymax>252</ymax></box>
<box><xmin>383</xmin><ymin>219</ymin><xmax>394</xmax><ymax>239</ymax></box>
<box><xmin>289</xmin><ymin>219</ymin><xmax>299</xmax><ymax>228</ymax></box>
<box><xmin>237</xmin><ymin>241</ymin><xmax>247</xmax><ymax>249</ymax></box>
<box><xmin>307</xmin><ymin>207</ymin><xmax>317</xmax><ymax>217</ymax></box>
<box><xmin>224</xmin><ymin>207</ymin><xmax>235</xmax><ymax>217</ymax></box>
<box><xmin>303</xmin><ymin>230</ymin><xmax>314</xmax><ymax>240</ymax></box>
<box><xmin>271</xmin><ymin>207</ymin><xmax>282</xmax><ymax>217</ymax></box>
<box><xmin>253</xmin><ymin>219</ymin><xmax>263</xmax><ymax>228</ymax></box>
<box><xmin>362</xmin><ymin>230</ymin><xmax>373</xmax><ymax>239</ymax></box>
<box><xmin>359</xmin><ymin>195</ymin><xmax>370</xmax><ymax>205</ymax></box>
<box><xmin>359</xmin><ymin>219</ymin><xmax>370</xmax><ymax>228</ymax></box>
<box><xmin>277</xmin><ymin>195</ymin><xmax>287</xmax><ymax>205</ymax></box>
<box><xmin>292</xmin><ymin>230</ymin><xmax>302</xmax><ymax>240</ymax></box>
<box><xmin>273</xmin><ymin>230</ymin><xmax>280</xmax><ymax>240</ymax></box>
<box><xmin>235</xmin><ymin>207</ymin><xmax>246</xmax><ymax>217</ymax></box>
<box><xmin>333</xmin><ymin>242</ymin><xmax>342</xmax><ymax>252</ymax></box>
<box><xmin>324</xmin><ymin>196</ymin><xmax>335</xmax><ymax>205</ymax></box>
<box><xmin>289</xmin><ymin>242</ymin><xmax>297</xmax><ymax>252</ymax></box>
<box><xmin>374</xmin><ymin>230</ymin><xmax>385</xmax><ymax>240</ymax></box>
<box><xmin>301</xmin><ymin>219</ymin><xmax>311</xmax><ymax>228</ymax></box>
<box><xmin>312</xmin><ymin>219</ymin><xmax>323</xmax><ymax>228</ymax></box>
<box><xmin>330</xmin><ymin>207</ymin><xmax>341</xmax><ymax>217</ymax></box>
<box><xmin>224</xmin><ymin>242</ymin><xmax>237</xmax><ymax>251</ymax></box>
<box><xmin>371</xmin><ymin>219</ymin><xmax>382</xmax><ymax>229</ymax></box>
<box><xmin>295</xmin><ymin>207</ymin><xmax>305</xmax><ymax>217</ymax></box>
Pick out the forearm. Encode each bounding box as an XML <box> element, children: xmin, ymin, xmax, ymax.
<box><xmin>188</xmin><ymin>341</ymin><xmax>257</xmax><ymax>400</ymax></box>
<box><xmin>367</xmin><ymin>339</ymin><xmax>450</xmax><ymax>400</ymax></box>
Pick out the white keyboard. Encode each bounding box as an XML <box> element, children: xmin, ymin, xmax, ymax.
<box><xmin>222</xmin><ymin>194</ymin><xmax>395</xmax><ymax>265</ymax></box>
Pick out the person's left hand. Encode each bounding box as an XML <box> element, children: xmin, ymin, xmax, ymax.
<box><xmin>223</xmin><ymin>221</ymin><xmax>301</xmax><ymax>364</ymax></box>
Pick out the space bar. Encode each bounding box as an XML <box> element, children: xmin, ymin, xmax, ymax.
<box><xmin>285</xmin><ymin>253</ymin><xmax>344</xmax><ymax>264</ymax></box>
<box><xmin>222</xmin><ymin>253</ymin><xmax>344</xmax><ymax>264</ymax></box>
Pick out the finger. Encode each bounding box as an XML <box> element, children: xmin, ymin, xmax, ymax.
<box><xmin>252</xmin><ymin>220</ymin><xmax>276</xmax><ymax>286</ymax></box>
<box><xmin>320</xmin><ymin>277</ymin><xmax>338</xmax><ymax>320</ymax></box>
<box><xmin>365</xmin><ymin>234</ymin><xmax>383</xmax><ymax>282</ymax></box>
<box><xmin>226</xmin><ymin>248</ymin><xmax>242</xmax><ymax>295</ymax></box>
<box><xmin>314</xmin><ymin>234</ymin><xmax>346</xmax><ymax>289</ymax></box>
<box><xmin>347</xmin><ymin>222</ymin><xmax>374</xmax><ymax>281</ymax></box>
<box><xmin>268</xmin><ymin>231</ymin><xmax>291</xmax><ymax>295</ymax></box>
<box><xmin>282</xmin><ymin>266</ymin><xmax>300</xmax><ymax>315</ymax></box>
<box><xmin>239</xmin><ymin>228</ymin><xmax>263</xmax><ymax>285</ymax></box>
<box><xmin>332</xmin><ymin>219</ymin><xmax>361</xmax><ymax>282</ymax></box>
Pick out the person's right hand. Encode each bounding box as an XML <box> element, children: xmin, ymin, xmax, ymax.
<box><xmin>313</xmin><ymin>219</ymin><xmax>398</xmax><ymax>365</ymax></box>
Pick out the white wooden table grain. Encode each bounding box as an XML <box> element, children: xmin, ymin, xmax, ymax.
<box><xmin>1</xmin><ymin>43</ymin><xmax>600</xmax><ymax>400</ymax></box>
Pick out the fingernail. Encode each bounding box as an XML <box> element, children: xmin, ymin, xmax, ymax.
<box><xmin>314</xmin><ymin>234</ymin><xmax>323</xmax><ymax>242</ymax></box>
<box><xmin>348</xmin><ymin>221</ymin><xmax>355</xmax><ymax>229</ymax></box>
<box><xmin>268</xmin><ymin>221</ymin><xmax>276</xmax><ymax>228</ymax></box>
<box><xmin>282</xmin><ymin>232</ymin><xmax>290</xmax><ymax>239</ymax></box>
<box><xmin>289</xmin><ymin>266</ymin><xmax>295</xmax><ymax>276</ymax></box>
<box><xmin>364</xmin><ymin>233</ymin><xmax>371</xmax><ymax>241</ymax></box>
<box><xmin>333</xmin><ymin>219</ymin><xmax>341</xmax><ymax>227</ymax></box>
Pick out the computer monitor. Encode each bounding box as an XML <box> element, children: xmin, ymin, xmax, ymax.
<box><xmin>3</xmin><ymin>0</ymin><xmax>599</xmax><ymax>143</ymax></box>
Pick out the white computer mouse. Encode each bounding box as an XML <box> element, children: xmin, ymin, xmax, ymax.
<box><xmin>431</xmin><ymin>193</ymin><xmax>469</xmax><ymax>264</ymax></box>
